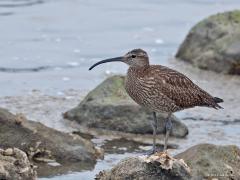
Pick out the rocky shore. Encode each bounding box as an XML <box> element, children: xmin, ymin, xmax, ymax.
<box><xmin>96</xmin><ymin>144</ymin><xmax>240</xmax><ymax>180</ymax></box>
<box><xmin>0</xmin><ymin>7</ymin><xmax>240</xmax><ymax>180</ymax></box>
<box><xmin>0</xmin><ymin>108</ymin><xmax>103</xmax><ymax>177</ymax></box>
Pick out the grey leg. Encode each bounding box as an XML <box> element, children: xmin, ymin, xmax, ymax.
<box><xmin>151</xmin><ymin>112</ymin><xmax>158</xmax><ymax>153</ymax></box>
<box><xmin>164</xmin><ymin>113</ymin><xmax>172</xmax><ymax>151</ymax></box>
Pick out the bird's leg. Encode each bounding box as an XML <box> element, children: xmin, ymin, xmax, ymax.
<box><xmin>164</xmin><ymin>113</ymin><xmax>172</xmax><ymax>151</ymax></box>
<box><xmin>150</xmin><ymin>112</ymin><xmax>158</xmax><ymax>154</ymax></box>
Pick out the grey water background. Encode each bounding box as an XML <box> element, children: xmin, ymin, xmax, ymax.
<box><xmin>1</xmin><ymin>0</ymin><xmax>240</xmax><ymax>180</ymax></box>
<box><xmin>1</xmin><ymin>0</ymin><xmax>240</xmax><ymax>96</ymax></box>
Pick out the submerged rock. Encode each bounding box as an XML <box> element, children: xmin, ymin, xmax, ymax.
<box><xmin>96</xmin><ymin>152</ymin><xmax>191</xmax><ymax>180</ymax></box>
<box><xmin>0</xmin><ymin>108</ymin><xmax>103</xmax><ymax>176</ymax></box>
<box><xmin>176</xmin><ymin>10</ymin><xmax>240</xmax><ymax>74</ymax></box>
<box><xmin>0</xmin><ymin>147</ymin><xmax>37</xmax><ymax>180</ymax></box>
<box><xmin>64</xmin><ymin>75</ymin><xmax>188</xmax><ymax>138</ymax></box>
<box><xmin>175</xmin><ymin>144</ymin><xmax>240</xmax><ymax>179</ymax></box>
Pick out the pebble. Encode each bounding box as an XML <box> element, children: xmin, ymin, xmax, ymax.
<box><xmin>4</xmin><ymin>148</ymin><xmax>14</xmax><ymax>156</ymax></box>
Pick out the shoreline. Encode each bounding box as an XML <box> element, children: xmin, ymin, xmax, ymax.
<box><xmin>1</xmin><ymin>60</ymin><xmax>239</xmax><ymax>179</ymax></box>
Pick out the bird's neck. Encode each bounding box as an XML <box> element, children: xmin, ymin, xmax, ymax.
<box><xmin>127</xmin><ymin>66</ymin><xmax>149</xmax><ymax>77</ymax></box>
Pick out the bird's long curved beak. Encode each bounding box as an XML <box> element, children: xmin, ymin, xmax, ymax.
<box><xmin>89</xmin><ymin>56</ymin><xmax>124</xmax><ymax>70</ymax></box>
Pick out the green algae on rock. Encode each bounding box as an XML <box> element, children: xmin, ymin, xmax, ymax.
<box><xmin>176</xmin><ymin>10</ymin><xmax>240</xmax><ymax>74</ymax></box>
<box><xmin>175</xmin><ymin>144</ymin><xmax>240</xmax><ymax>179</ymax></box>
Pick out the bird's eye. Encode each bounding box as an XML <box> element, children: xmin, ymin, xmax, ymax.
<box><xmin>131</xmin><ymin>55</ymin><xmax>136</xmax><ymax>58</ymax></box>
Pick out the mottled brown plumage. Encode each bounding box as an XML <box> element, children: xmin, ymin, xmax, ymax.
<box><xmin>125</xmin><ymin>65</ymin><xmax>222</xmax><ymax>113</ymax></box>
<box><xmin>89</xmin><ymin>48</ymin><xmax>223</xmax><ymax>153</ymax></box>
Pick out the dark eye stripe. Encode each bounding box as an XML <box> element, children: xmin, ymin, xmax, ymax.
<box><xmin>131</xmin><ymin>55</ymin><xmax>136</xmax><ymax>58</ymax></box>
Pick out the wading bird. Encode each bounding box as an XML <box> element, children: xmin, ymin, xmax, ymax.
<box><xmin>89</xmin><ymin>49</ymin><xmax>223</xmax><ymax>154</ymax></box>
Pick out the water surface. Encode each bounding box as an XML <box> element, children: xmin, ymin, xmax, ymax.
<box><xmin>1</xmin><ymin>0</ymin><xmax>240</xmax><ymax>96</ymax></box>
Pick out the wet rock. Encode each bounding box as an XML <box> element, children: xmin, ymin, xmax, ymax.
<box><xmin>0</xmin><ymin>147</ymin><xmax>37</xmax><ymax>180</ymax></box>
<box><xmin>0</xmin><ymin>108</ymin><xmax>103</xmax><ymax>176</ymax></box>
<box><xmin>96</xmin><ymin>152</ymin><xmax>191</xmax><ymax>180</ymax></box>
<box><xmin>175</xmin><ymin>144</ymin><xmax>240</xmax><ymax>179</ymax></box>
<box><xmin>64</xmin><ymin>75</ymin><xmax>188</xmax><ymax>138</ymax></box>
<box><xmin>176</xmin><ymin>10</ymin><xmax>240</xmax><ymax>74</ymax></box>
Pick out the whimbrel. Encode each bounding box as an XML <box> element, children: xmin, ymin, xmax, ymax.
<box><xmin>89</xmin><ymin>49</ymin><xmax>223</xmax><ymax>153</ymax></box>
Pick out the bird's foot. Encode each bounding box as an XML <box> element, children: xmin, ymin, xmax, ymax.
<box><xmin>144</xmin><ymin>147</ymin><xmax>162</xmax><ymax>156</ymax></box>
<box><xmin>163</xmin><ymin>148</ymin><xmax>169</xmax><ymax>154</ymax></box>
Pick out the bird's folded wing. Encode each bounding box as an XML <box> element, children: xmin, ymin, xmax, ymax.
<box><xmin>144</xmin><ymin>66</ymin><xmax>218</xmax><ymax>109</ymax></box>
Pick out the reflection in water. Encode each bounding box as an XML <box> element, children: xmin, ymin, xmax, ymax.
<box><xmin>101</xmin><ymin>138</ymin><xmax>177</xmax><ymax>154</ymax></box>
<box><xmin>37</xmin><ymin>161</ymin><xmax>96</xmax><ymax>178</ymax></box>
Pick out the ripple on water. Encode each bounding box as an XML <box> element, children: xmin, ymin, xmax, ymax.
<box><xmin>0</xmin><ymin>0</ymin><xmax>46</xmax><ymax>17</ymax></box>
<box><xmin>0</xmin><ymin>0</ymin><xmax>44</xmax><ymax>8</ymax></box>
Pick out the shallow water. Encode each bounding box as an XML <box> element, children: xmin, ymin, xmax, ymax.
<box><xmin>0</xmin><ymin>0</ymin><xmax>240</xmax><ymax>179</ymax></box>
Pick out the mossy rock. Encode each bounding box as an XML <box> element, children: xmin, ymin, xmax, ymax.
<box><xmin>176</xmin><ymin>10</ymin><xmax>240</xmax><ymax>74</ymax></box>
<box><xmin>64</xmin><ymin>75</ymin><xmax>188</xmax><ymax>138</ymax></box>
<box><xmin>175</xmin><ymin>144</ymin><xmax>240</xmax><ymax>179</ymax></box>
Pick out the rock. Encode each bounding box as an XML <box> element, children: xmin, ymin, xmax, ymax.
<box><xmin>96</xmin><ymin>152</ymin><xmax>191</xmax><ymax>180</ymax></box>
<box><xmin>0</xmin><ymin>108</ymin><xmax>103</xmax><ymax>176</ymax></box>
<box><xmin>176</xmin><ymin>10</ymin><xmax>240</xmax><ymax>74</ymax></box>
<box><xmin>64</xmin><ymin>75</ymin><xmax>188</xmax><ymax>138</ymax></box>
<box><xmin>175</xmin><ymin>144</ymin><xmax>240</xmax><ymax>179</ymax></box>
<box><xmin>0</xmin><ymin>147</ymin><xmax>37</xmax><ymax>180</ymax></box>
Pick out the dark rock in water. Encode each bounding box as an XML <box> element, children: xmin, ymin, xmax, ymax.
<box><xmin>0</xmin><ymin>147</ymin><xmax>37</xmax><ymax>180</ymax></box>
<box><xmin>64</xmin><ymin>75</ymin><xmax>188</xmax><ymax>138</ymax></box>
<box><xmin>96</xmin><ymin>152</ymin><xmax>191</xmax><ymax>180</ymax></box>
<box><xmin>175</xmin><ymin>144</ymin><xmax>240</xmax><ymax>179</ymax></box>
<box><xmin>176</xmin><ymin>10</ymin><xmax>240</xmax><ymax>75</ymax></box>
<box><xmin>0</xmin><ymin>108</ymin><xmax>103</xmax><ymax>177</ymax></box>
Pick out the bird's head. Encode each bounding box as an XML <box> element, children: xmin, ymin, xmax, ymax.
<box><xmin>89</xmin><ymin>49</ymin><xmax>149</xmax><ymax>70</ymax></box>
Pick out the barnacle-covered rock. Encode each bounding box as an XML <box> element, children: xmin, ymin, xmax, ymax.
<box><xmin>96</xmin><ymin>152</ymin><xmax>191</xmax><ymax>180</ymax></box>
<box><xmin>0</xmin><ymin>148</ymin><xmax>37</xmax><ymax>180</ymax></box>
